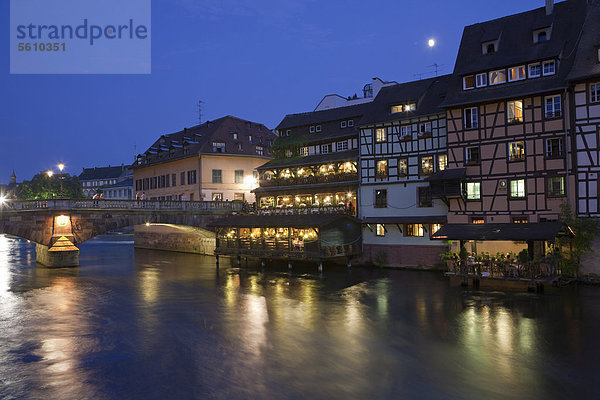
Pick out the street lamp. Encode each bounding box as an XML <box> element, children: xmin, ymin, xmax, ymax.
<box><xmin>57</xmin><ymin>161</ymin><xmax>65</xmax><ymax>197</ymax></box>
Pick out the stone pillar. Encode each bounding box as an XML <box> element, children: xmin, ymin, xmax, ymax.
<box><xmin>36</xmin><ymin>236</ymin><xmax>79</xmax><ymax>267</ymax></box>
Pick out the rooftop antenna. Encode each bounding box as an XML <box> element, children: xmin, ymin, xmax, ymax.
<box><xmin>198</xmin><ymin>100</ymin><xmax>204</xmax><ymax>124</ymax></box>
<box><xmin>428</xmin><ymin>63</ymin><xmax>444</xmax><ymax>77</ymax></box>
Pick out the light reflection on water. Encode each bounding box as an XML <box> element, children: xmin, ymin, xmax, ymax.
<box><xmin>0</xmin><ymin>233</ymin><xmax>599</xmax><ymax>399</ymax></box>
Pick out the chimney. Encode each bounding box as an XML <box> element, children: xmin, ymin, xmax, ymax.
<box><xmin>545</xmin><ymin>0</ymin><xmax>554</xmax><ymax>15</ymax></box>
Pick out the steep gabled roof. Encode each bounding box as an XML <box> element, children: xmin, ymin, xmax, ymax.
<box><xmin>79</xmin><ymin>166</ymin><xmax>126</xmax><ymax>181</ymax></box>
<box><xmin>567</xmin><ymin>1</ymin><xmax>600</xmax><ymax>82</ymax></box>
<box><xmin>276</xmin><ymin>103</ymin><xmax>369</xmax><ymax>130</ymax></box>
<box><xmin>443</xmin><ymin>0</ymin><xmax>587</xmax><ymax>107</ymax></box>
<box><xmin>134</xmin><ymin>115</ymin><xmax>276</xmax><ymax>169</ymax></box>
<box><xmin>359</xmin><ymin>75</ymin><xmax>452</xmax><ymax>126</ymax></box>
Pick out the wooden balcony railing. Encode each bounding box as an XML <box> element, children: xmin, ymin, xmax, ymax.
<box><xmin>259</xmin><ymin>173</ymin><xmax>358</xmax><ymax>187</ymax></box>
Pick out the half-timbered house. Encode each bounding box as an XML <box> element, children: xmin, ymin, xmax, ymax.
<box><xmin>358</xmin><ymin>76</ymin><xmax>452</xmax><ymax>267</ymax></box>
<box><xmin>431</xmin><ymin>0</ymin><xmax>586</xmax><ymax>257</ymax></box>
<box><xmin>568</xmin><ymin>0</ymin><xmax>600</xmax><ymax>217</ymax></box>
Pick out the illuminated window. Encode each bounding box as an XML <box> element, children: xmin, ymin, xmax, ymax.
<box><xmin>508</xmin><ymin>141</ymin><xmax>525</xmax><ymax>161</ymax></box>
<box><xmin>438</xmin><ymin>154</ymin><xmax>448</xmax><ymax>171</ymax></box>
<box><xmin>545</xmin><ymin>95</ymin><xmax>561</xmax><ymax>118</ymax></box>
<box><xmin>508</xmin><ymin>66</ymin><xmax>526</xmax><ymax>81</ymax></box>
<box><xmin>471</xmin><ymin>218</ymin><xmax>485</xmax><ymax>224</ymax></box>
<box><xmin>299</xmin><ymin>147</ymin><xmax>308</xmax><ymax>156</ymax></box>
<box><xmin>489</xmin><ymin>69</ymin><xmax>507</xmax><ymax>85</ymax></box>
<box><xmin>513</xmin><ymin>217</ymin><xmax>528</xmax><ymax>223</ymax></box>
<box><xmin>476</xmin><ymin>73</ymin><xmax>487</xmax><ymax>87</ymax></box>
<box><xmin>234</xmin><ymin>170</ymin><xmax>244</xmax><ymax>184</ymax></box>
<box><xmin>590</xmin><ymin>83</ymin><xmax>600</xmax><ymax>103</ymax></box>
<box><xmin>464</xmin><ymin>107</ymin><xmax>478</xmax><ymax>129</ymax></box>
<box><xmin>376</xmin><ymin>160</ymin><xmax>388</xmax><ymax>177</ymax></box>
<box><xmin>465</xmin><ymin>146</ymin><xmax>480</xmax><ymax>165</ymax></box>
<box><xmin>543</xmin><ymin>60</ymin><xmax>556</xmax><ymax>76</ymax></box>
<box><xmin>466</xmin><ymin>182</ymin><xmax>481</xmax><ymax>200</ymax></box>
<box><xmin>391</xmin><ymin>105</ymin><xmax>404</xmax><ymax>113</ymax></box>
<box><xmin>431</xmin><ymin>224</ymin><xmax>442</xmax><ymax>235</ymax></box>
<box><xmin>405</xmin><ymin>224</ymin><xmax>424</xmax><ymax>237</ymax></box>
<box><xmin>510</xmin><ymin>179</ymin><xmax>526</xmax><ymax>198</ymax></box>
<box><xmin>398</xmin><ymin>158</ymin><xmax>408</xmax><ymax>176</ymax></box>
<box><xmin>529</xmin><ymin>63</ymin><xmax>541</xmax><ymax>78</ymax></box>
<box><xmin>212</xmin><ymin>192</ymin><xmax>223</xmax><ymax>201</ymax></box>
<box><xmin>547</xmin><ymin>176</ymin><xmax>565</xmax><ymax>197</ymax></box>
<box><xmin>376</xmin><ymin>128</ymin><xmax>386</xmax><ymax>142</ymax></box>
<box><xmin>375</xmin><ymin>189</ymin><xmax>387</xmax><ymax>208</ymax></box>
<box><xmin>420</xmin><ymin>156</ymin><xmax>434</xmax><ymax>175</ymax></box>
<box><xmin>376</xmin><ymin>224</ymin><xmax>386</xmax><ymax>237</ymax></box>
<box><xmin>463</xmin><ymin>75</ymin><xmax>475</xmax><ymax>90</ymax></box>
<box><xmin>507</xmin><ymin>100</ymin><xmax>523</xmax><ymax>123</ymax></box>
<box><xmin>234</xmin><ymin>193</ymin><xmax>244</xmax><ymax>201</ymax></box>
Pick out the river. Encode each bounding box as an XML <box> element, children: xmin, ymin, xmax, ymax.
<box><xmin>0</xmin><ymin>234</ymin><xmax>599</xmax><ymax>399</ymax></box>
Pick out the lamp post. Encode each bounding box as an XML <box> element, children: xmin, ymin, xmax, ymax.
<box><xmin>58</xmin><ymin>162</ymin><xmax>65</xmax><ymax>197</ymax></box>
<box><xmin>47</xmin><ymin>170</ymin><xmax>53</xmax><ymax>199</ymax></box>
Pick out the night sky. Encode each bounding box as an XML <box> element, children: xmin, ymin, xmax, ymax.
<box><xmin>1</xmin><ymin>0</ymin><xmax>548</xmax><ymax>182</ymax></box>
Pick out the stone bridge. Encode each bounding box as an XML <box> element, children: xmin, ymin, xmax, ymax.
<box><xmin>0</xmin><ymin>199</ymin><xmax>241</xmax><ymax>266</ymax></box>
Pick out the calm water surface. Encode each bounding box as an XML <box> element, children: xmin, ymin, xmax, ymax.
<box><xmin>0</xmin><ymin>234</ymin><xmax>599</xmax><ymax>399</ymax></box>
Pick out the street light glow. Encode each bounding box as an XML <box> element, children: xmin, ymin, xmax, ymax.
<box><xmin>58</xmin><ymin>162</ymin><xmax>65</xmax><ymax>172</ymax></box>
<box><xmin>47</xmin><ymin>170</ymin><xmax>53</xmax><ymax>178</ymax></box>
<box><xmin>428</xmin><ymin>39</ymin><xmax>436</xmax><ymax>48</ymax></box>
<box><xmin>0</xmin><ymin>195</ymin><xmax>6</xmax><ymax>206</ymax></box>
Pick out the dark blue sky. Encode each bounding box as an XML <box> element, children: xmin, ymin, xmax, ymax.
<box><xmin>1</xmin><ymin>0</ymin><xmax>547</xmax><ymax>182</ymax></box>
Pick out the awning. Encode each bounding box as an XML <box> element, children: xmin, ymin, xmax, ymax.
<box><xmin>425</xmin><ymin>168</ymin><xmax>466</xmax><ymax>181</ymax></box>
<box><xmin>363</xmin><ymin>216</ymin><xmax>447</xmax><ymax>224</ymax></box>
<box><xmin>208</xmin><ymin>214</ymin><xmax>359</xmax><ymax>228</ymax></box>
<box><xmin>430</xmin><ymin>221</ymin><xmax>574</xmax><ymax>241</ymax></box>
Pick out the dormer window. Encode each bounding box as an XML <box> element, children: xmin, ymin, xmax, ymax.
<box><xmin>489</xmin><ymin>69</ymin><xmax>507</xmax><ymax>85</ymax></box>
<box><xmin>391</xmin><ymin>104</ymin><xmax>417</xmax><ymax>113</ymax></box>
<box><xmin>463</xmin><ymin>75</ymin><xmax>475</xmax><ymax>90</ymax></box>
<box><xmin>543</xmin><ymin>60</ymin><xmax>556</xmax><ymax>76</ymax></box>
<box><xmin>341</xmin><ymin>121</ymin><xmax>347</xmax><ymax>128</ymax></box>
<box><xmin>233</xmin><ymin>133</ymin><xmax>238</xmax><ymax>140</ymax></box>
<box><xmin>508</xmin><ymin>66</ymin><xmax>526</xmax><ymax>82</ymax></box>
<box><xmin>286</xmin><ymin>129</ymin><xmax>291</xmax><ymax>136</ymax></box>
<box><xmin>533</xmin><ymin>27</ymin><xmax>551</xmax><ymax>44</ymax></box>
<box><xmin>309</xmin><ymin>126</ymin><xmax>315</xmax><ymax>133</ymax></box>
<box><xmin>528</xmin><ymin>63</ymin><xmax>541</xmax><ymax>78</ymax></box>
<box><xmin>476</xmin><ymin>73</ymin><xmax>487</xmax><ymax>87</ymax></box>
<box><xmin>212</xmin><ymin>142</ymin><xmax>225</xmax><ymax>153</ymax></box>
<box><xmin>482</xmin><ymin>40</ymin><xmax>498</xmax><ymax>55</ymax></box>
<box><xmin>316</xmin><ymin>125</ymin><xmax>322</xmax><ymax>132</ymax></box>
<box><xmin>348</xmin><ymin>120</ymin><xmax>354</xmax><ymax>127</ymax></box>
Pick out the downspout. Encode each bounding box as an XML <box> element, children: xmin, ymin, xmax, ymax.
<box><xmin>564</xmin><ymin>87</ymin><xmax>571</xmax><ymax>207</ymax></box>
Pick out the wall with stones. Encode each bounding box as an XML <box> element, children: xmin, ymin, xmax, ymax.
<box><xmin>134</xmin><ymin>224</ymin><xmax>216</xmax><ymax>255</ymax></box>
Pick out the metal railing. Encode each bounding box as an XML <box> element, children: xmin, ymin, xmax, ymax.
<box><xmin>259</xmin><ymin>173</ymin><xmax>358</xmax><ymax>187</ymax></box>
<box><xmin>257</xmin><ymin>204</ymin><xmax>353</xmax><ymax>215</ymax></box>
<box><xmin>0</xmin><ymin>199</ymin><xmax>244</xmax><ymax>212</ymax></box>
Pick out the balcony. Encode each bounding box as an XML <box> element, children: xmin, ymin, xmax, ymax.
<box><xmin>259</xmin><ymin>172</ymin><xmax>358</xmax><ymax>187</ymax></box>
<box><xmin>257</xmin><ymin>204</ymin><xmax>353</xmax><ymax>216</ymax></box>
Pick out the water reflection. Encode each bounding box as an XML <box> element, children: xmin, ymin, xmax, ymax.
<box><xmin>0</xmin><ymin>235</ymin><xmax>598</xmax><ymax>399</ymax></box>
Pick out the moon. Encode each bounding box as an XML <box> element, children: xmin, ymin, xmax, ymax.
<box><xmin>428</xmin><ymin>39</ymin><xmax>436</xmax><ymax>47</ymax></box>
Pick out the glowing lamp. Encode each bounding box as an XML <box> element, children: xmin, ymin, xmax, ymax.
<box><xmin>47</xmin><ymin>170</ymin><xmax>54</xmax><ymax>178</ymax></box>
<box><xmin>56</xmin><ymin>215</ymin><xmax>69</xmax><ymax>227</ymax></box>
<box><xmin>0</xmin><ymin>195</ymin><xmax>7</xmax><ymax>205</ymax></box>
<box><xmin>428</xmin><ymin>39</ymin><xmax>435</xmax><ymax>47</ymax></box>
<box><xmin>58</xmin><ymin>162</ymin><xmax>65</xmax><ymax>173</ymax></box>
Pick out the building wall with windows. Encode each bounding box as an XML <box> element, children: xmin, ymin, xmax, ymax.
<box><xmin>358</xmin><ymin>76</ymin><xmax>451</xmax><ymax>267</ymax></box>
<box><xmin>444</xmin><ymin>94</ymin><xmax>576</xmax><ymax>224</ymax></box>
<box><xmin>133</xmin><ymin>115</ymin><xmax>275</xmax><ymax>202</ymax></box>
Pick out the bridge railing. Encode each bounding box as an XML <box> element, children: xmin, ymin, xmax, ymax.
<box><xmin>0</xmin><ymin>199</ymin><xmax>244</xmax><ymax>212</ymax></box>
